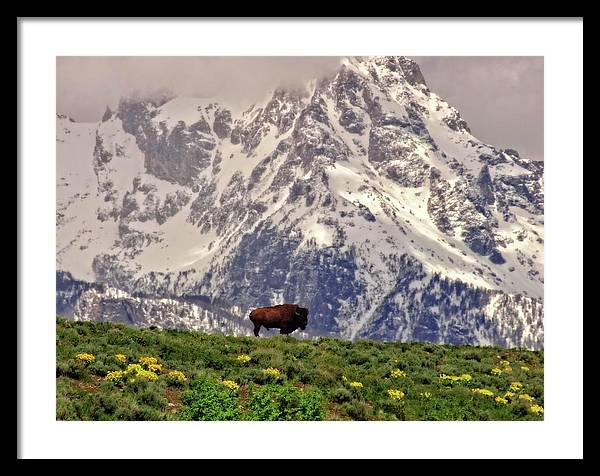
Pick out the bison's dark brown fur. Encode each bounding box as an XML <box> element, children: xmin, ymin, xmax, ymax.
<box><xmin>249</xmin><ymin>304</ymin><xmax>309</xmax><ymax>337</ymax></box>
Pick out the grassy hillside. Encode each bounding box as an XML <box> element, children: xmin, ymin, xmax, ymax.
<box><xmin>56</xmin><ymin>317</ymin><xmax>544</xmax><ymax>421</ymax></box>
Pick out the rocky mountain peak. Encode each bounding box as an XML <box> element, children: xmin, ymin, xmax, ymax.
<box><xmin>102</xmin><ymin>106</ymin><xmax>113</xmax><ymax>122</ymax></box>
<box><xmin>344</xmin><ymin>56</ymin><xmax>428</xmax><ymax>90</ymax></box>
<box><xmin>56</xmin><ymin>56</ymin><xmax>544</xmax><ymax>350</ymax></box>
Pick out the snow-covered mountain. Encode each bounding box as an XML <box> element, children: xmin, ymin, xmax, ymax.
<box><xmin>56</xmin><ymin>56</ymin><xmax>544</xmax><ymax>349</ymax></box>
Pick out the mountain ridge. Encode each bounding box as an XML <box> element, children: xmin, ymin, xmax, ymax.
<box><xmin>56</xmin><ymin>56</ymin><xmax>544</xmax><ymax>349</ymax></box>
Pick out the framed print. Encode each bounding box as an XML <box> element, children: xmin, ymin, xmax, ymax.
<box><xmin>18</xmin><ymin>17</ymin><xmax>583</xmax><ymax>459</ymax></box>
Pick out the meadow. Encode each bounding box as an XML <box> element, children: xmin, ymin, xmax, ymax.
<box><xmin>56</xmin><ymin>317</ymin><xmax>544</xmax><ymax>421</ymax></box>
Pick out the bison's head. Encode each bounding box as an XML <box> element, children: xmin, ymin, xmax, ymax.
<box><xmin>294</xmin><ymin>306</ymin><xmax>309</xmax><ymax>330</ymax></box>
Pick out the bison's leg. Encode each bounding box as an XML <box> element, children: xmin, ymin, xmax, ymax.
<box><xmin>280</xmin><ymin>327</ymin><xmax>293</xmax><ymax>335</ymax></box>
<box><xmin>253</xmin><ymin>323</ymin><xmax>261</xmax><ymax>337</ymax></box>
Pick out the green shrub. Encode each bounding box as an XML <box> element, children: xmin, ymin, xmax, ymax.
<box><xmin>180</xmin><ymin>376</ymin><xmax>241</xmax><ymax>421</ymax></box>
<box><xmin>381</xmin><ymin>398</ymin><xmax>407</xmax><ymax>420</ymax></box>
<box><xmin>246</xmin><ymin>384</ymin><xmax>324</xmax><ymax>421</ymax></box>
<box><xmin>56</xmin><ymin>360</ymin><xmax>81</xmax><ymax>379</ymax></box>
<box><xmin>56</xmin><ymin>395</ymin><xmax>77</xmax><ymax>420</ymax></box>
<box><xmin>55</xmin><ymin>317</ymin><xmax>544</xmax><ymax>422</ymax></box>
<box><xmin>330</xmin><ymin>387</ymin><xmax>352</xmax><ymax>403</ymax></box>
<box><xmin>347</xmin><ymin>350</ymin><xmax>370</xmax><ymax>365</ymax></box>
<box><xmin>245</xmin><ymin>384</ymin><xmax>281</xmax><ymax>421</ymax></box>
<box><xmin>339</xmin><ymin>400</ymin><xmax>370</xmax><ymax>420</ymax></box>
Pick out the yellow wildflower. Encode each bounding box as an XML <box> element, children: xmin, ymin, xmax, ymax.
<box><xmin>167</xmin><ymin>370</ymin><xmax>186</xmax><ymax>382</ymax></box>
<box><xmin>119</xmin><ymin>363</ymin><xmax>158</xmax><ymax>382</ymax></box>
<box><xmin>221</xmin><ymin>380</ymin><xmax>240</xmax><ymax>392</ymax></box>
<box><xmin>439</xmin><ymin>373</ymin><xmax>472</xmax><ymax>383</ymax></box>
<box><xmin>262</xmin><ymin>367</ymin><xmax>281</xmax><ymax>379</ymax></box>
<box><xmin>236</xmin><ymin>354</ymin><xmax>251</xmax><ymax>363</ymax></box>
<box><xmin>115</xmin><ymin>353</ymin><xmax>127</xmax><ymax>363</ymax></box>
<box><xmin>495</xmin><ymin>396</ymin><xmax>508</xmax><ymax>405</ymax></box>
<box><xmin>106</xmin><ymin>361</ymin><xmax>165</xmax><ymax>384</ymax></box>
<box><xmin>75</xmin><ymin>353</ymin><xmax>95</xmax><ymax>362</ymax></box>
<box><xmin>529</xmin><ymin>404</ymin><xmax>544</xmax><ymax>416</ymax></box>
<box><xmin>520</xmin><ymin>366</ymin><xmax>530</xmax><ymax>372</ymax></box>
<box><xmin>419</xmin><ymin>391</ymin><xmax>432</xmax><ymax>399</ymax></box>
<box><xmin>349</xmin><ymin>381</ymin><xmax>363</xmax><ymax>389</ymax></box>
<box><xmin>390</xmin><ymin>369</ymin><xmax>407</xmax><ymax>378</ymax></box>
<box><xmin>341</xmin><ymin>376</ymin><xmax>348</xmax><ymax>381</ymax></box>
<box><xmin>472</xmin><ymin>388</ymin><xmax>495</xmax><ymax>397</ymax></box>
<box><xmin>148</xmin><ymin>363</ymin><xmax>162</xmax><ymax>373</ymax></box>
<box><xmin>126</xmin><ymin>363</ymin><xmax>144</xmax><ymax>373</ymax></box>
<box><xmin>509</xmin><ymin>382</ymin><xmax>523</xmax><ymax>392</ymax></box>
<box><xmin>518</xmin><ymin>394</ymin><xmax>535</xmax><ymax>403</ymax></box>
<box><xmin>136</xmin><ymin>369</ymin><xmax>158</xmax><ymax>381</ymax></box>
<box><xmin>105</xmin><ymin>370</ymin><xmax>125</xmax><ymax>382</ymax></box>
<box><xmin>387</xmin><ymin>389</ymin><xmax>405</xmax><ymax>400</ymax></box>
<box><xmin>500</xmin><ymin>359</ymin><xmax>511</xmax><ymax>367</ymax></box>
<box><xmin>491</xmin><ymin>368</ymin><xmax>503</xmax><ymax>376</ymax></box>
<box><xmin>139</xmin><ymin>356</ymin><xmax>158</xmax><ymax>367</ymax></box>
<box><xmin>504</xmin><ymin>391</ymin><xmax>516</xmax><ymax>400</ymax></box>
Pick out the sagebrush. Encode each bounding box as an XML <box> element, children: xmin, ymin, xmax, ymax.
<box><xmin>56</xmin><ymin>317</ymin><xmax>544</xmax><ymax>421</ymax></box>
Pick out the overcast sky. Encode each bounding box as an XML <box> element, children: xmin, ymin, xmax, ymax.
<box><xmin>57</xmin><ymin>56</ymin><xmax>543</xmax><ymax>161</ymax></box>
<box><xmin>413</xmin><ymin>56</ymin><xmax>543</xmax><ymax>161</ymax></box>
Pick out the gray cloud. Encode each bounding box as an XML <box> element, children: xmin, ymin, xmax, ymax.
<box><xmin>413</xmin><ymin>56</ymin><xmax>543</xmax><ymax>161</ymax></box>
<box><xmin>56</xmin><ymin>56</ymin><xmax>343</xmax><ymax>120</ymax></box>
<box><xmin>57</xmin><ymin>56</ymin><xmax>543</xmax><ymax>161</ymax></box>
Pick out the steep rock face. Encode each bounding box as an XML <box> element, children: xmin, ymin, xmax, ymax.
<box><xmin>212</xmin><ymin>108</ymin><xmax>232</xmax><ymax>139</ymax></box>
<box><xmin>358</xmin><ymin>56</ymin><xmax>428</xmax><ymax>91</ymax></box>
<box><xmin>232</xmin><ymin>89</ymin><xmax>308</xmax><ymax>155</ymax></box>
<box><xmin>102</xmin><ymin>106</ymin><xmax>113</xmax><ymax>122</ymax></box>
<box><xmin>443</xmin><ymin>109</ymin><xmax>471</xmax><ymax>133</ymax></box>
<box><xmin>118</xmin><ymin>99</ymin><xmax>216</xmax><ymax>185</ymax></box>
<box><xmin>361</xmin><ymin>269</ymin><xmax>543</xmax><ymax>349</ymax></box>
<box><xmin>427</xmin><ymin>168</ymin><xmax>499</xmax><ymax>256</ymax></box>
<box><xmin>199</xmin><ymin>220</ymin><xmax>364</xmax><ymax>336</ymax></box>
<box><xmin>56</xmin><ymin>56</ymin><xmax>544</xmax><ymax>349</ymax></box>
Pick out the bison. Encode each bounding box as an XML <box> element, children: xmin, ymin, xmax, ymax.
<box><xmin>249</xmin><ymin>304</ymin><xmax>309</xmax><ymax>337</ymax></box>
